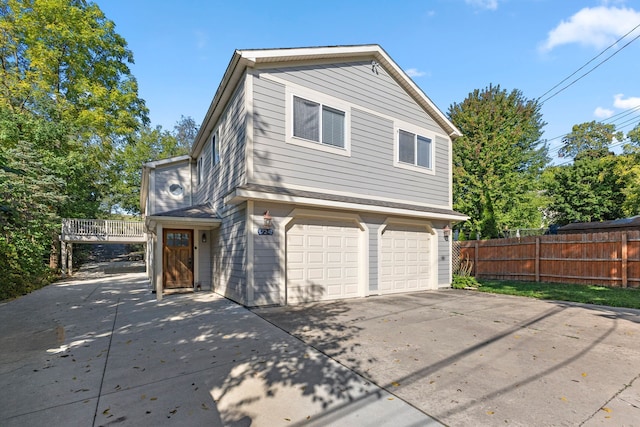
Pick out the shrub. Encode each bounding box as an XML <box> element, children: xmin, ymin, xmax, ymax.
<box><xmin>452</xmin><ymin>274</ymin><xmax>481</xmax><ymax>289</ymax></box>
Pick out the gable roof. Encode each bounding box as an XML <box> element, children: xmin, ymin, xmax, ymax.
<box><xmin>191</xmin><ymin>44</ymin><xmax>462</xmax><ymax>158</ymax></box>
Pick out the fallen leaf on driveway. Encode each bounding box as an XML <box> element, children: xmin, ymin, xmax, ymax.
<box><xmin>391</xmin><ymin>381</ymin><xmax>400</xmax><ymax>387</ymax></box>
<box><xmin>602</xmin><ymin>407</ymin><xmax>612</xmax><ymax>413</ymax></box>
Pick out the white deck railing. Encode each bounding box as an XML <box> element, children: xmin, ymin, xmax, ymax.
<box><xmin>61</xmin><ymin>218</ymin><xmax>145</xmax><ymax>242</ymax></box>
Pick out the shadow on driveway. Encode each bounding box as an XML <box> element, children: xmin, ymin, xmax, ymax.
<box><xmin>253</xmin><ymin>290</ymin><xmax>640</xmax><ymax>426</ymax></box>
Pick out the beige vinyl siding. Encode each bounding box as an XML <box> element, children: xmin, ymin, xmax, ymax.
<box><xmin>213</xmin><ymin>205</ymin><xmax>247</xmax><ymax>304</ymax></box>
<box><xmin>251</xmin><ymin>65</ymin><xmax>451</xmax><ymax>206</ymax></box>
<box><xmin>195</xmin><ymin>79</ymin><xmax>246</xmax><ymax>208</ymax></box>
<box><xmin>151</xmin><ymin>161</ymin><xmax>191</xmax><ymax>215</ymax></box>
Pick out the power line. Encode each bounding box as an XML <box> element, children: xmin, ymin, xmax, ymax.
<box><xmin>537</xmin><ymin>23</ymin><xmax>640</xmax><ymax>103</ymax></box>
<box><xmin>538</xmin><ymin>24</ymin><xmax>640</xmax><ymax>105</ymax></box>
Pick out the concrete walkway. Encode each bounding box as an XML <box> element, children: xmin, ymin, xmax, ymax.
<box><xmin>254</xmin><ymin>291</ymin><xmax>640</xmax><ymax>426</ymax></box>
<box><xmin>0</xmin><ymin>268</ymin><xmax>436</xmax><ymax>426</ymax></box>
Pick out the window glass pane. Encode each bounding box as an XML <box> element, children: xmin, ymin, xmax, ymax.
<box><xmin>212</xmin><ymin>132</ymin><xmax>220</xmax><ymax>165</ymax></box>
<box><xmin>293</xmin><ymin>96</ymin><xmax>320</xmax><ymax>141</ymax></box>
<box><xmin>322</xmin><ymin>106</ymin><xmax>345</xmax><ymax>147</ymax></box>
<box><xmin>398</xmin><ymin>130</ymin><xmax>415</xmax><ymax>164</ymax></box>
<box><xmin>417</xmin><ymin>135</ymin><xmax>432</xmax><ymax>168</ymax></box>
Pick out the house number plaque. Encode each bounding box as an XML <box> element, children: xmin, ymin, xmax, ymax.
<box><xmin>258</xmin><ymin>228</ymin><xmax>273</xmax><ymax>236</ymax></box>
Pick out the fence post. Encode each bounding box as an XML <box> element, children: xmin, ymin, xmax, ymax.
<box><xmin>535</xmin><ymin>237</ymin><xmax>540</xmax><ymax>282</ymax></box>
<box><xmin>622</xmin><ymin>232</ymin><xmax>628</xmax><ymax>288</ymax></box>
<box><xmin>474</xmin><ymin>241</ymin><xmax>479</xmax><ymax>278</ymax></box>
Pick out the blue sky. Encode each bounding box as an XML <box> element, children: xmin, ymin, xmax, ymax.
<box><xmin>98</xmin><ymin>0</ymin><xmax>640</xmax><ymax>159</ymax></box>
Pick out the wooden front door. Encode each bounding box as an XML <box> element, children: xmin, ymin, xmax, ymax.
<box><xmin>163</xmin><ymin>229</ymin><xmax>194</xmax><ymax>289</ymax></box>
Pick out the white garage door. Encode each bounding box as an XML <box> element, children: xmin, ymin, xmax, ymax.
<box><xmin>379</xmin><ymin>225</ymin><xmax>432</xmax><ymax>294</ymax></box>
<box><xmin>286</xmin><ymin>219</ymin><xmax>360</xmax><ymax>303</ymax></box>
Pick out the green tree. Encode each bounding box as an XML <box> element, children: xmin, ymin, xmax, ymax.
<box><xmin>448</xmin><ymin>85</ymin><xmax>549</xmax><ymax>238</ymax></box>
<box><xmin>614</xmin><ymin>122</ymin><xmax>640</xmax><ymax>216</ymax></box>
<box><xmin>0</xmin><ymin>108</ymin><xmax>67</xmax><ymax>298</ymax></box>
<box><xmin>543</xmin><ymin>153</ymin><xmax>626</xmax><ymax>224</ymax></box>
<box><xmin>0</xmin><ymin>0</ymin><xmax>148</xmax><ymax>297</ymax></box>
<box><xmin>173</xmin><ymin>115</ymin><xmax>198</xmax><ymax>152</ymax></box>
<box><xmin>0</xmin><ymin>0</ymin><xmax>148</xmax><ymax>150</ymax></box>
<box><xmin>558</xmin><ymin>121</ymin><xmax>622</xmax><ymax>159</ymax></box>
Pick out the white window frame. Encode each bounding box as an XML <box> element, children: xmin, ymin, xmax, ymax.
<box><xmin>211</xmin><ymin>129</ymin><xmax>220</xmax><ymax>167</ymax></box>
<box><xmin>393</xmin><ymin>122</ymin><xmax>436</xmax><ymax>175</ymax></box>
<box><xmin>285</xmin><ymin>85</ymin><xmax>351</xmax><ymax>157</ymax></box>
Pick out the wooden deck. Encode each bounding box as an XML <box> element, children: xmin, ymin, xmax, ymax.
<box><xmin>61</xmin><ymin>218</ymin><xmax>146</xmax><ymax>243</ymax></box>
<box><xmin>60</xmin><ymin>218</ymin><xmax>146</xmax><ymax>277</ymax></box>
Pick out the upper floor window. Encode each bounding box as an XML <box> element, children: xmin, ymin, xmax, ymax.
<box><xmin>286</xmin><ymin>85</ymin><xmax>351</xmax><ymax>157</ymax></box>
<box><xmin>398</xmin><ymin>130</ymin><xmax>432</xmax><ymax>169</ymax></box>
<box><xmin>393</xmin><ymin>123</ymin><xmax>437</xmax><ymax>175</ymax></box>
<box><xmin>211</xmin><ymin>130</ymin><xmax>220</xmax><ymax>166</ymax></box>
<box><xmin>293</xmin><ymin>96</ymin><xmax>345</xmax><ymax>148</ymax></box>
<box><xmin>197</xmin><ymin>157</ymin><xmax>203</xmax><ymax>185</ymax></box>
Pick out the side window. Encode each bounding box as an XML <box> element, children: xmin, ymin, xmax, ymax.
<box><xmin>398</xmin><ymin>130</ymin><xmax>432</xmax><ymax>169</ymax></box>
<box><xmin>394</xmin><ymin>124</ymin><xmax>437</xmax><ymax>175</ymax></box>
<box><xmin>197</xmin><ymin>157</ymin><xmax>203</xmax><ymax>185</ymax></box>
<box><xmin>211</xmin><ymin>130</ymin><xmax>220</xmax><ymax>166</ymax></box>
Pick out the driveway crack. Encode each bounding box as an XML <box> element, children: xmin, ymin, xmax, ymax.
<box><xmin>579</xmin><ymin>371</ymin><xmax>640</xmax><ymax>426</ymax></box>
<box><xmin>91</xmin><ymin>297</ymin><xmax>120</xmax><ymax>427</ymax></box>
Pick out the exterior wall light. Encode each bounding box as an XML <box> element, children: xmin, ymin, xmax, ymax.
<box><xmin>443</xmin><ymin>225</ymin><xmax>451</xmax><ymax>241</ymax></box>
<box><xmin>263</xmin><ymin>210</ymin><xmax>273</xmax><ymax>229</ymax></box>
<box><xmin>202</xmin><ymin>232</ymin><xmax>207</xmax><ymax>243</ymax></box>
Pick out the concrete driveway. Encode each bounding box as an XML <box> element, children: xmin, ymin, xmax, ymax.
<box><xmin>0</xmin><ymin>266</ymin><xmax>436</xmax><ymax>427</ymax></box>
<box><xmin>253</xmin><ymin>290</ymin><xmax>640</xmax><ymax>426</ymax></box>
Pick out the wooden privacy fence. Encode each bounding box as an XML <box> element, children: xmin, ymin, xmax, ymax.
<box><xmin>458</xmin><ymin>231</ymin><xmax>640</xmax><ymax>288</ymax></box>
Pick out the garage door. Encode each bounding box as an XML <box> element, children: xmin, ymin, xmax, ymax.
<box><xmin>286</xmin><ymin>219</ymin><xmax>360</xmax><ymax>303</ymax></box>
<box><xmin>379</xmin><ymin>224</ymin><xmax>432</xmax><ymax>294</ymax></box>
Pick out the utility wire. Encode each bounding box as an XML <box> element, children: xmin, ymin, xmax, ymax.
<box><xmin>537</xmin><ymin>23</ymin><xmax>640</xmax><ymax>103</ymax></box>
<box><xmin>538</xmin><ymin>24</ymin><xmax>640</xmax><ymax>105</ymax></box>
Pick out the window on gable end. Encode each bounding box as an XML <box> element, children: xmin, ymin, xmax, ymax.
<box><xmin>197</xmin><ymin>157</ymin><xmax>203</xmax><ymax>185</ymax></box>
<box><xmin>397</xmin><ymin>129</ymin><xmax>433</xmax><ymax>170</ymax></box>
<box><xmin>293</xmin><ymin>96</ymin><xmax>346</xmax><ymax>149</ymax></box>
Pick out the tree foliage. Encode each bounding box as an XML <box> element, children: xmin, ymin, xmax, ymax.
<box><xmin>449</xmin><ymin>84</ymin><xmax>549</xmax><ymax>238</ymax></box>
<box><xmin>0</xmin><ymin>0</ymin><xmax>148</xmax><ymax>299</ymax></box>
<box><xmin>559</xmin><ymin>121</ymin><xmax>622</xmax><ymax>159</ymax></box>
<box><xmin>0</xmin><ymin>0</ymin><xmax>148</xmax><ymax>149</ymax></box>
<box><xmin>543</xmin><ymin>153</ymin><xmax>626</xmax><ymax>224</ymax></box>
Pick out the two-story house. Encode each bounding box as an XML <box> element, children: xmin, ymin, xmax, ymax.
<box><xmin>140</xmin><ymin>45</ymin><xmax>467</xmax><ymax>306</ymax></box>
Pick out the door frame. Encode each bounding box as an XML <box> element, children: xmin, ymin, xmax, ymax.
<box><xmin>162</xmin><ymin>228</ymin><xmax>194</xmax><ymax>290</ymax></box>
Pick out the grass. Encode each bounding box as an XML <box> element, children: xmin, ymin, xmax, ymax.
<box><xmin>475</xmin><ymin>279</ymin><xmax>640</xmax><ymax>310</ymax></box>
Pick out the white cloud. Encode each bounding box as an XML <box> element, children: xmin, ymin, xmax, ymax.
<box><xmin>594</xmin><ymin>107</ymin><xmax>615</xmax><ymax>118</ymax></box>
<box><xmin>194</xmin><ymin>30</ymin><xmax>208</xmax><ymax>50</ymax></box>
<box><xmin>613</xmin><ymin>93</ymin><xmax>640</xmax><ymax>109</ymax></box>
<box><xmin>465</xmin><ymin>0</ymin><xmax>499</xmax><ymax>10</ymax></box>
<box><xmin>540</xmin><ymin>6</ymin><xmax>640</xmax><ymax>52</ymax></box>
<box><xmin>405</xmin><ymin>68</ymin><xmax>429</xmax><ymax>78</ymax></box>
